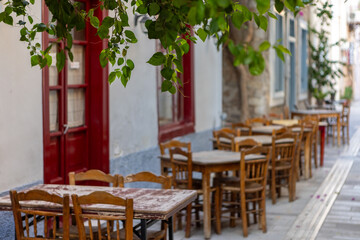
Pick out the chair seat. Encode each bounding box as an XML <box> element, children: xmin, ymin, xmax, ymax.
<box><xmin>222</xmin><ymin>182</ymin><xmax>264</xmax><ymax>193</ymax></box>
<box><xmin>269</xmin><ymin>162</ymin><xmax>291</xmax><ymax>171</ymax></box>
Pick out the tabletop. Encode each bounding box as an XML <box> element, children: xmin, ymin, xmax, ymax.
<box><xmin>212</xmin><ymin>135</ymin><xmax>294</xmax><ymax>146</ymax></box>
<box><xmin>291</xmin><ymin>109</ymin><xmax>341</xmax><ymax>115</ymax></box>
<box><xmin>0</xmin><ymin>184</ymin><xmax>197</xmax><ymax>220</ymax></box>
<box><xmin>161</xmin><ymin>150</ymin><xmax>265</xmax><ymax>165</ymax></box>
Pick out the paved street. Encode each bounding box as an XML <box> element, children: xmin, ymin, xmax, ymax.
<box><xmin>174</xmin><ymin>101</ymin><xmax>360</xmax><ymax>240</ymax></box>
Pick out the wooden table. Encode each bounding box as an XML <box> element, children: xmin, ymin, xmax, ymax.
<box><xmin>211</xmin><ymin>135</ymin><xmax>294</xmax><ymax>149</ymax></box>
<box><xmin>291</xmin><ymin>110</ymin><xmax>341</xmax><ymax>147</ymax></box>
<box><xmin>0</xmin><ymin>184</ymin><xmax>197</xmax><ymax>240</ymax></box>
<box><xmin>160</xmin><ymin>150</ymin><xmax>265</xmax><ymax>239</ymax></box>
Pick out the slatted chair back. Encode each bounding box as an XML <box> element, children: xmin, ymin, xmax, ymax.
<box><xmin>264</xmin><ymin>113</ymin><xmax>284</xmax><ymax>120</ymax></box>
<box><xmin>342</xmin><ymin>103</ymin><xmax>350</xmax><ymax>123</ymax></box>
<box><xmin>72</xmin><ymin>191</ymin><xmax>133</xmax><ymax>240</ymax></box>
<box><xmin>69</xmin><ymin>169</ymin><xmax>120</xmax><ymax>187</ymax></box>
<box><xmin>159</xmin><ymin>140</ymin><xmax>191</xmax><ymax>155</ymax></box>
<box><xmin>169</xmin><ymin>147</ymin><xmax>193</xmax><ymax>190</ymax></box>
<box><xmin>272</xmin><ymin>127</ymin><xmax>288</xmax><ymax>137</ymax></box>
<box><xmin>235</xmin><ymin>138</ymin><xmax>262</xmax><ymax>152</ymax></box>
<box><xmin>246</xmin><ymin>117</ymin><xmax>270</xmax><ymax>127</ymax></box>
<box><xmin>213</xmin><ymin>128</ymin><xmax>239</xmax><ymax>151</ymax></box>
<box><xmin>231</xmin><ymin>122</ymin><xmax>252</xmax><ymax>136</ymax></box>
<box><xmin>10</xmin><ymin>189</ymin><xmax>70</xmax><ymax>240</ymax></box>
<box><xmin>272</xmin><ymin>132</ymin><xmax>297</xmax><ymax>168</ymax></box>
<box><xmin>286</xmin><ymin>123</ymin><xmax>304</xmax><ymax>177</ymax></box>
<box><xmin>240</xmin><ymin>146</ymin><xmax>270</xmax><ymax>191</ymax></box>
<box><xmin>122</xmin><ymin>171</ymin><xmax>172</xmax><ymax>189</ymax></box>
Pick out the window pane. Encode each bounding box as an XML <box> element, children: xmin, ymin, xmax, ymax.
<box><xmin>67</xmin><ymin>45</ymin><xmax>85</xmax><ymax>85</ymax></box>
<box><xmin>275</xmin><ymin>14</ymin><xmax>284</xmax><ymax>93</ymax></box>
<box><xmin>67</xmin><ymin>88</ymin><xmax>85</xmax><ymax>128</ymax></box>
<box><xmin>158</xmin><ymin>92</ymin><xmax>174</xmax><ymax>126</ymax></box>
<box><xmin>301</xmin><ymin>29</ymin><xmax>308</xmax><ymax>92</ymax></box>
<box><xmin>290</xmin><ymin>19</ymin><xmax>295</xmax><ymax>37</ymax></box>
<box><xmin>49</xmin><ymin>44</ymin><xmax>59</xmax><ymax>86</ymax></box>
<box><xmin>49</xmin><ymin>90</ymin><xmax>59</xmax><ymax>132</ymax></box>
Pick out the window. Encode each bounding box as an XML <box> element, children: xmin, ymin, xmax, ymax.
<box><xmin>274</xmin><ymin>14</ymin><xmax>284</xmax><ymax>94</ymax></box>
<box><xmin>156</xmin><ymin>40</ymin><xmax>194</xmax><ymax>142</ymax></box>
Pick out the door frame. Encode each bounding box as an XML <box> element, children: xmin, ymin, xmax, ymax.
<box><xmin>42</xmin><ymin>0</ymin><xmax>109</xmax><ymax>183</ymax></box>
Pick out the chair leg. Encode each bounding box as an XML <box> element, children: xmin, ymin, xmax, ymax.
<box><xmin>215</xmin><ymin>188</ymin><xmax>221</xmax><ymax>235</ymax></box>
<box><xmin>347</xmin><ymin>125</ymin><xmax>350</xmax><ymax>144</ymax></box>
<box><xmin>271</xmin><ymin>170</ymin><xmax>277</xmax><ymax>204</ymax></box>
<box><xmin>241</xmin><ymin>193</ymin><xmax>248</xmax><ymax>237</ymax></box>
<box><xmin>332</xmin><ymin>125</ymin><xmax>335</xmax><ymax>146</ymax></box>
<box><xmin>185</xmin><ymin>204</ymin><xmax>192</xmax><ymax>238</ymax></box>
<box><xmin>313</xmin><ymin>141</ymin><xmax>318</xmax><ymax>168</ymax></box>
<box><xmin>342</xmin><ymin>126</ymin><xmax>345</xmax><ymax>144</ymax></box>
<box><xmin>230</xmin><ymin>192</ymin><xmax>236</xmax><ymax>227</ymax></box>
<box><xmin>260</xmin><ymin>193</ymin><xmax>267</xmax><ymax>233</ymax></box>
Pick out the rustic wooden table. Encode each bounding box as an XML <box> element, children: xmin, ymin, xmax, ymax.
<box><xmin>160</xmin><ymin>150</ymin><xmax>265</xmax><ymax>239</ymax></box>
<box><xmin>291</xmin><ymin>109</ymin><xmax>341</xmax><ymax>147</ymax></box>
<box><xmin>0</xmin><ymin>184</ymin><xmax>197</xmax><ymax>240</ymax></box>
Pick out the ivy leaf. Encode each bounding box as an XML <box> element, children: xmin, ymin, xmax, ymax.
<box><xmin>173</xmin><ymin>59</ymin><xmax>183</xmax><ymax>73</ymax></box>
<box><xmin>99</xmin><ymin>51</ymin><xmax>108</xmax><ymax>68</ymax></box>
<box><xmin>256</xmin><ymin>0</ymin><xmax>270</xmax><ymax>15</ymax></box>
<box><xmin>56</xmin><ymin>51</ymin><xmax>66</xmax><ymax>72</ymax></box>
<box><xmin>31</xmin><ymin>55</ymin><xmax>39</xmax><ymax>67</ymax></box>
<box><xmin>197</xmin><ymin>28</ymin><xmax>207</xmax><ymax>42</ymax></box>
<box><xmin>253</xmin><ymin>13</ymin><xmax>260</xmax><ymax>28</ymax></box>
<box><xmin>126</xmin><ymin>59</ymin><xmax>135</xmax><ymax>70</ymax></box>
<box><xmin>173</xmin><ymin>0</ymin><xmax>187</xmax><ymax>8</ymax></box>
<box><xmin>117</xmin><ymin>58</ymin><xmax>124</xmax><ymax>66</ymax></box>
<box><xmin>259</xmin><ymin>41</ymin><xmax>271</xmax><ymax>51</ymax></box>
<box><xmin>147</xmin><ymin>52</ymin><xmax>166</xmax><ymax>66</ymax></box>
<box><xmin>161</xmin><ymin>80</ymin><xmax>173</xmax><ymax>92</ymax></box>
<box><xmin>268</xmin><ymin>12</ymin><xmax>278</xmax><ymax>19</ymax></box>
<box><xmin>161</xmin><ymin>67</ymin><xmax>175</xmax><ymax>80</ymax></box>
<box><xmin>169</xmin><ymin>85</ymin><xmax>176</xmax><ymax>94</ymax></box>
<box><xmin>275</xmin><ymin>0</ymin><xmax>285</xmax><ymax>13</ymax></box>
<box><xmin>90</xmin><ymin>16</ymin><xmax>100</xmax><ymax>28</ymax></box>
<box><xmin>125</xmin><ymin>30</ymin><xmax>137</xmax><ymax>43</ymax></box>
<box><xmin>108</xmin><ymin>71</ymin><xmax>116</xmax><ymax>84</ymax></box>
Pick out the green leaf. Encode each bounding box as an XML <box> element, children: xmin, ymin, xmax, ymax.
<box><xmin>173</xmin><ymin>59</ymin><xmax>183</xmax><ymax>72</ymax></box>
<box><xmin>117</xmin><ymin>57</ymin><xmax>124</xmax><ymax>66</ymax></box>
<box><xmin>197</xmin><ymin>28</ymin><xmax>207</xmax><ymax>42</ymax></box>
<box><xmin>253</xmin><ymin>13</ymin><xmax>260</xmax><ymax>27</ymax></box>
<box><xmin>126</xmin><ymin>59</ymin><xmax>135</xmax><ymax>70</ymax></box>
<box><xmin>30</xmin><ymin>55</ymin><xmax>39</xmax><ymax>67</ymax></box>
<box><xmin>274</xmin><ymin>46</ymin><xmax>285</xmax><ymax>62</ymax></box>
<box><xmin>173</xmin><ymin>0</ymin><xmax>187</xmax><ymax>8</ymax></box>
<box><xmin>161</xmin><ymin>67</ymin><xmax>175</xmax><ymax>80</ymax></box>
<box><xmin>45</xmin><ymin>54</ymin><xmax>52</xmax><ymax>67</ymax></box>
<box><xmin>102</xmin><ymin>16</ymin><xmax>114</xmax><ymax>28</ymax></box>
<box><xmin>147</xmin><ymin>52</ymin><xmax>166</xmax><ymax>66</ymax></box>
<box><xmin>259</xmin><ymin>41</ymin><xmax>271</xmax><ymax>51</ymax></box>
<box><xmin>99</xmin><ymin>51</ymin><xmax>108</xmax><ymax>68</ymax></box>
<box><xmin>259</xmin><ymin>15</ymin><xmax>268</xmax><ymax>31</ymax></box>
<box><xmin>3</xmin><ymin>15</ymin><xmax>13</xmax><ymax>25</ymax></box>
<box><xmin>161</xmin><ymin>80</ymin><xmax>173</xmax><ymax>92</ymax></box>
<box><xmin>188</xmin><ymin>7</ymin><xmax>197</xmax><ymax>26</ymax></box>
<box><xmin>125</xmin><ymin>30</ymin><xmax>137</xmax><ymax>43</ymax></box>
<box><xmin>108</xmin><ymin>71</ymin><xmax>116</xmax><ymax>84</ymax></box>
<box><xmin>28</xmin><ymin>16</ymin><xmax>33</xmax><ymax>24</ymax></box>
<box><xmin>256</xmin><ymin>0</ymin><xmax>270</xmax><ymax>14</ymax></box>
<box><xmin>169</xmin><ymin>86</ymin><xmax>176</xmax><ymax>94</ymax></box>
<box><xmin>149</xmin><ymin>3</ymin><xmax>160</xmax><ymax>16</ymax></box>
<box><xmin>180</xmin><ymin>42</ymin><xmax>189</xmax><ymax>54</ymax></box>
<box><xmin>275</xmin><ymin>0</ymin><xmax>284</xmax><ymax>13</ymax></box>
<box><xmin>218</xmin><ymin>0</ymin><xmax>231</xmax><ymax>8</ymax></box>
<box><xmin>231</xmin><ymin>11</ymin><xmax>244</xmax><ymax>29</ymax></box>
<box><xmin>56</xmin><ymin>51</ymin><xmax>66</xmax><ymax>72</ymax></box>
<box><xmin>120</xmin><ymin>14</ymin><xmax>129</xmax><ymax>27</ymax></box>
<box><xmin>268</xmin><ymin>12</ymin><xmax>278</xmax><ymax>19</ymax></box>
<box><xmin>90</xmin><ymin>16</ymin><xmax>100</xmax><ymax>28</ymax></box>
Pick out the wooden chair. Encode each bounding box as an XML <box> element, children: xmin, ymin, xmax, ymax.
<box><xmin>10</xmin><ymin>189</ymin><xmax>70</xmax><ymax>239</ymax></box>
<box><xmin>159</xmin><ymin>140</ymin><xmax>191</xmax><ymax>176</ymax></box>
<box><xmin>272</xmin><ymin>127</ymin><xmax>288</xmax><ymax>137</ymax></box>
<box><xmin>246</xmin><ymin>117</ymin><xmax>270</xmax><ymax>126</ymax></box>
<box><xmin>269</xmin><ymin>132</ymin><xmax>297</xmax><ymax>204</ymax></box>
<box><xmin>302</xmin><ymin>117</ymin><xmax>319</xmax><ymax>171</ymax></box>
<box><xmin>213</xmin><ymin>128</ymin><xmax>240</xmax><ymax>151</ymax></box>
<box><xmin>72</xmin><ymin>191</ymin><xmax>133</xmax><ymax>240</ymax></box>
<box><xmin>169</xmin><ymin>147</ymin><xmax>220</xmax><ymax>238</ymax></box>
<box><xmin>219</xmin><ymin>146</ymin><xmax>270</xmax><ymax>237</ymax></box>
<box><xmin>231</xmin><ymin>122</ymin><xmax>252</xmax><ymax>136</ymax></box>
<box><xmin>69</xmin><ymin>169</ymin><xmax>121</xmax><ymax>187</ymax></box>
<box><xmin>121</xmin><ymin>172</ymin><xmax>172</xmax><ymax>240</ymax></box>
<box><xmin>286</xmin><ymin>123</ymin><xmax>305</xmax><ymax>180</ymax></box>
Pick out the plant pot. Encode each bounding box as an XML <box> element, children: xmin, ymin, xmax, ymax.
<box><xmin>316</xmin><ymin>98</ymin><xmax>323</xmax><ymax>106</ymax></box>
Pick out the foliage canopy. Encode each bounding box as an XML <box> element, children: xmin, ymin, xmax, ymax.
<box><xmin>0</xmin><ymin>0</ymin><xmax>308</xmax><ymax>93</ymax></box>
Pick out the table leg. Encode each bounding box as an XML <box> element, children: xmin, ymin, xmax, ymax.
<box><xmin>304</xmin><ymin>132</ymin><xmax>311</xmax><ymax>179</ymax></box>
<box><xmin>337</xmin><ymin>114</ymin><xmax>341</xmax><ymax>147</ymax></box>
<box><xmin>319</xmin><ymin>126</ymin><xmax>325</xmax><ymax>166</ymax></box>
<box><xmin>202</xmin><ymin>170</ymin><xmax>211</xmax><ymax>239</ymax></box>
<box><xmin>168</xmin><ymin>217</ymin><xmax>173</xmax><ymax>240</ymax></box>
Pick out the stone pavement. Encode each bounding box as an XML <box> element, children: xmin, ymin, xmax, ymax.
<box><xmin>174</xmin><ymin>101</ymin><xmax>360</xmax><ymax>240</ymax></box>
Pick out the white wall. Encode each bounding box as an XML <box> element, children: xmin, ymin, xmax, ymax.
<box><xmin>194</xmin><ymin>38</ymin><xmax>222</xmax><ymax>131</ymax></box>
<box><xmin>0</xmin><ymin>2</ymin><xmax>43</xmax><ymax>192</ymax></box>
<box><xmin>109</xmin><ymin>22</ymin><xmax>158</xmax><ymax>158</ymax></box>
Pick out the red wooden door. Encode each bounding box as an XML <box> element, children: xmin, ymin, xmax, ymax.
<box><xmin>42</xmin><ymin>0</ymin><xmax>109</xmax><ymax>184</ymax></box>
